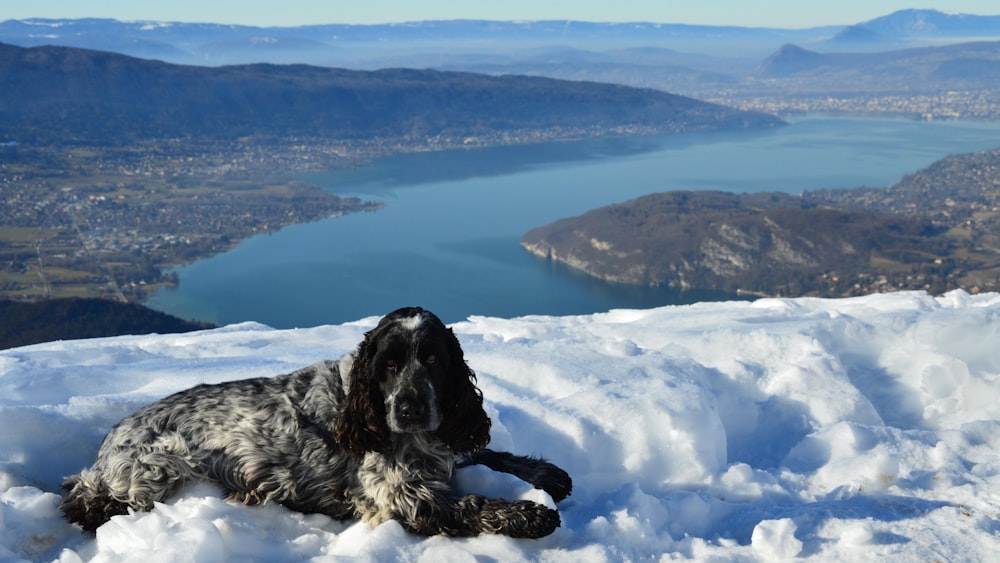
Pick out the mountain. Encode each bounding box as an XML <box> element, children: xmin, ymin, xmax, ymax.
<box><xmin>3</xmin><ymin>12</ymin><xmax>998</xmax><ymax>68</ymax></box>
<box><xmin>3</xmin><ymin>292</ymin><xmax>1000</xmax><ymax>560</ymax></box>
<box><xmin>756</xmin><ymin>44</ymin><xmax>828</xmax><ymax>77</ymax></box>
<box><xmin>755</xmin><ymin>40</ymin><xmax>1000</xmax><ymax>91</ymax></box>
<box><xmin>0</xmin><ymin>298</ymin><xmax>214</xmax><ymax>349</ymax></box>
<box><xmin>821</xmin><ymin>10</ymin><xmax>1000</xmax><ymax>51</ymax></box>
<box><xmin>862</xmin><ymin>9</ymin><xmax>1000</xmax><ymax>38</ymax></box>
<box><xmin>0</xmin><ymin>42</ymin><xmax>783</xmax><ymax>145</ymax></box>
<box><xmin>825</xmin><ymin>24</ymin><xmax>892</xmax><ymax>48</ymax></box>
<box><xmin>0</xmin><ymin>18</ymin><xmax>839</xmax><ymax>64</ymax></box>
<box><xmin>520</xmin><ymin>191</ymin><xmax>947</xmax><ymax>296</ymax></box>
<box><xmin>521</xmin><ymin>146</ymin><xmax>1000</xmax><ymax>298</ymax></box>
<box><xmin>3</xmin><ymin>14</ymin><xmax>999</xmax><ymax>120</ymax></box>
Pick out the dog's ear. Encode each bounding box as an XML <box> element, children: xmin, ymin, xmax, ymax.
<box><xmin>435</xmin><ymin>327</ymin><xmax>492</xmax><ymax>453</ymax></box>
<box><xmin>335</xmin><ymin>328</ymin><xmax>389</xmax><ymax>457</ymax></box>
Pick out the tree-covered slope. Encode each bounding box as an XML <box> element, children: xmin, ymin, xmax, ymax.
<box><xmin>0</xmin><ymin>42</ymin><xmax>783</xmax><ymax>144</ymax></box>
<box><xmin>0</xmin><ymin>298</ymin><xmax>213</xmax><ymax>349</ymax></box>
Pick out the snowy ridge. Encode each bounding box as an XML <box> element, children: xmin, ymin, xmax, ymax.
<box><xmin>2</xmin><ymin>290</ymin><xmax>1000</xmax><ymax>560</ymax></box>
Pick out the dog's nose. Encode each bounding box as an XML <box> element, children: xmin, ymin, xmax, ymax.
<box><xmin>397</xmin><ymin>399</ymin><xmax>426</xmax><ymax>422</ymax></box>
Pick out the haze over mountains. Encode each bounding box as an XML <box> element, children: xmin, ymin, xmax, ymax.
<box><xmin>4</xmin><ymin>9</ymin><xmax>998</xmax><ymax>121</ymax></box>
<box><xmin>1</xmin><ymin>9</ymin><xmax>998</xmax><ymax>66</ymax></box>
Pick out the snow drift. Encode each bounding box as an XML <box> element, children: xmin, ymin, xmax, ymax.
<box><xmin>2</xmin><ymin>290</ymin><xmax>1000</xmax><ymax>561</ymax></box>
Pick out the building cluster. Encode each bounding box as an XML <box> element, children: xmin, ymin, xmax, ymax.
<box><xmin>709</xmin><ymin>90</ymin><xmax>1000</xmax><ymax>121</ymax></box>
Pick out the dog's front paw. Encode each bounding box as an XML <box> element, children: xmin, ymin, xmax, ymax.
<box><xmin>536</xmin><ymin>463</ymin><xmax>573</xmax><ymax>503</ymax></box>
<box><xmin>481</xmin><ymin>498</ymin><xmax>560</xmax><ymax>539</ymax></box>
<box><xmin>509</xmin><ymin>501</ymin><xmax>561</xmax><ymax>539</ymax></box>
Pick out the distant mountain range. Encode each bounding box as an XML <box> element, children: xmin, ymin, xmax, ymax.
<box><xmin>0</xmin><ymin>42</ymin><xmax>782</xmax><ymax>145</ymax></box>
<box><xmin>1</xmin><ymin>9</ymin><xmax>998</xmax><ymax>67</ymax></box>
<box><xmin>0</xmin><ymin>18</ymin><xmax>836</xmax><ymax>65</ymax></box>
<box><xmin>862</xmin><ymin>9</ymin><xmax>1000</xmax><ymax>37</ymax></box>
<box><xmin>2</xmin><ymin>10</ymin><xmax>998</xmax><ymax>120</ymax></box>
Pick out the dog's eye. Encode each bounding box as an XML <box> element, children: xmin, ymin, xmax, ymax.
<box><xmin>425</xmin><ymin>355</ymin><xmax>437</xmax><ymax>365</ymax></box>
<box><xmin>385</xmin><ymin>360</ymin><xmax>398</xmax><ymax>370</ymax></box>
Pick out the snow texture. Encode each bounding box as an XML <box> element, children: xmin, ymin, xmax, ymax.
<box><xmin>2</xmin><ymin>290</ymin><xmax>1000</xmax><ymax>561</ymax></box>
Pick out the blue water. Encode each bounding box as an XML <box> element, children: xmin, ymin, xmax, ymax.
<box><xmin>147</xmin><ymin>116</ymin><xmax>1000</xmax><ymax>327</ymax></box>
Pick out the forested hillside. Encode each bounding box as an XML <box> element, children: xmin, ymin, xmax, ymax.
<box><xmin>0</xmin><ymin>298</ymin><xmax>213</xmax><ymax>349</ymax></box>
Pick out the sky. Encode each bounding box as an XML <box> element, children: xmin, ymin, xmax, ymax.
<box><xmin>2</xmin><ymin>1</ymin><xmax>999</xmax><ymax>28</ymax></box>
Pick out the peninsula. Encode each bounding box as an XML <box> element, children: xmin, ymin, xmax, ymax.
<box><xmin>521</xmin><ymin>147</ymin><xmax>1000</xmax><ymax>297</ymax></box>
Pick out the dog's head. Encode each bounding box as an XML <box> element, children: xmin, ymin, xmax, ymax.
<box><xmin>335</xmin><ymin>307</ymin><xmax>492</xmax><ymax>457</ymax></box>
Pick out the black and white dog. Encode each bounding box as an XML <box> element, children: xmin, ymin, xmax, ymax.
<box><xmin>60</xmin><ymin>307</ymin><xmax>571</xmax><ymax>538</ymax></box>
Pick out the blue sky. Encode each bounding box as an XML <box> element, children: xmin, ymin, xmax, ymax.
<box><xmin>2</xmin><ymin>1</ymin><xmax>999</xmax><ymax>28</ymax></box>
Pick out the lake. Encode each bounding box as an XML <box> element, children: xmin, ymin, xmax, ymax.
<box><xmin>147</xmin><ymin>116</ymin><xmax>1000</xmax><ymax>327</ymax></box>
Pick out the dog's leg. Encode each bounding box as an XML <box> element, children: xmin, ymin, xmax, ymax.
<box><xmin>405</xmin><ymin>450</ymin><xmax>572</xmax><ymax>538</ymax></box>
<box><xmin>456</xmin><ymin>494</ymin><xmax>561</xmax><ymax>538</ymax></box>
<box><xmin>460</xmin><ymin>449</ymin><xmax>573</xmax><ymax>502</ymax></box>
<box><xmin>60</xmin><ymin>471</ymin><xmax>132</xmax><ymax>533</ymax></box>
<box><xmin>389</xmin><ymin>492</ymin><xmax>560</xmax><ymax>538</ymax></box>
<box><xmin>61</xmin><ymin>435</ymin><xmax>198</xmax><ymax>531</ymax></box>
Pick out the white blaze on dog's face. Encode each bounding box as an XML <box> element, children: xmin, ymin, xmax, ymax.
<box><xmin>378</xmin><ymin>312</ymin><xmax>448</xmax><ymax>433</ymax></box>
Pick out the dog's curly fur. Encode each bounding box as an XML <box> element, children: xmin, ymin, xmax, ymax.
<box><xmin>60</xmin><ymin>307</ymin><xmax>571</xmax><ymax>538</ymax></box>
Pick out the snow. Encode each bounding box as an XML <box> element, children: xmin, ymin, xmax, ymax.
<box><xmin>3</xmin><ymin>290</ymin><xmax>1000</xmax><ymax>561</ymax></box>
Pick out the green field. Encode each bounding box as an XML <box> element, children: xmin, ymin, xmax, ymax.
<box><xmin>0</xmin><ymin>227</ymin><xmax>59</xmax><ymax>244</ymax></box>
